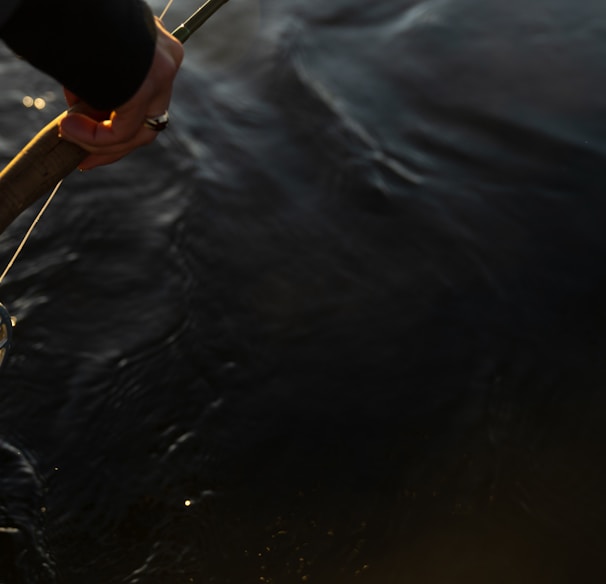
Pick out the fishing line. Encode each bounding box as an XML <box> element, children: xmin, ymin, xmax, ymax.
<box><xmin>0</xmin><ymin>179</ymin><xmax>62</xmax><ymax>370</ymax></box>
<box><xmin>0</xmin><ymin>180</ymin><xmax>63</xmax><ymax>287</ymax></box>
<box><xmin>0</xmin><ymin>178</ymin><xmax>62</xmax><ymax>372</ymax></box>
<box><xmin>159</xmin><ymin>0</ymin><xmax>176</xmax><ymax>21</ymax></box>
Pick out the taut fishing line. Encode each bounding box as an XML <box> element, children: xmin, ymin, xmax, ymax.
<box><xmin>0</xmin><ymin>179</ymin><xmax>63</xmax><ymax>372</ymax></box>
<box><xmin>159</xmin><ymin>0</ymin><xmax>176</xmax><ymax>21</ymax></box>
<box><xmin>0</xmin><ymin>180</ymin><xmax>64</xmax><ymax>287</ymax></box>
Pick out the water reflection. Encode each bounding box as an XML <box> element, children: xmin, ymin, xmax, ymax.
<box><xmin>21</xmin><ymin>91</ymin><xmax>56</xmax><ymax>110</ymax></box>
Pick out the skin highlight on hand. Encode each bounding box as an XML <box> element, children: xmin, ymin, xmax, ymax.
<box><xmin>58</xmin><ymin>18</ymin><xmax>184</xmax><ymax>170</ymax></box>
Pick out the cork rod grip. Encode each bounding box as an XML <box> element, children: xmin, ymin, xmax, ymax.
<box><xmin>0</xmin><ymin>110</ymin><xmax>87</xmax><ymax>233</ymax></box>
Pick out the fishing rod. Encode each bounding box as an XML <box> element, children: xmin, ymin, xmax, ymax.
<box><xmin>0</xmin><ymin>0</ymin><xmax>230</xmax><ymax>370</ymax></box>
<box><xmin>0</xmin><ymin>0</ymin><xmax>230</xmax><ymax>236</ymax></box>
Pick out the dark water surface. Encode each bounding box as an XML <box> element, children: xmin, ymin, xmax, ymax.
<box><xmin>1</xmin><ymin>0</ymin><xmax>606</xmax><ymax>581</ymax></box>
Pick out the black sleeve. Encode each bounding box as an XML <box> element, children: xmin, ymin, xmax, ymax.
<box><xmin>0</xmin><ymin>0</ymin><xmax>157</xmax><ymax>111</ymax></box>
<box><xmin>0</xmin><ymin>0</ymin><xmax>21</xmax><ymax>27</ymax></box>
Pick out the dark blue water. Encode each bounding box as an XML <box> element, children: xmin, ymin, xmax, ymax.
<box><xmin>1</xmin><ymin>0</ymin><xmax>606</xmax><ymax>581</ymax></box>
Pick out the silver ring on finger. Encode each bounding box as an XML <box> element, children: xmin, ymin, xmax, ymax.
<box><xmin>143</xmin><ymin>110</ymin><xmax>170</xmax><ymax>132</ymax></box>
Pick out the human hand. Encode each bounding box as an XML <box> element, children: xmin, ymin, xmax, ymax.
<box><xmin>58</xmin><ymin>17</ymin><xmax>184</xmax><ymax>170</ymax></box>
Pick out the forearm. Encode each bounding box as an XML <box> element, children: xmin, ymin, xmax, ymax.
<box><xmin>0</xmin><ymin>0</ymin><xmax>157</xmax><ymax>111</ymax></box>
